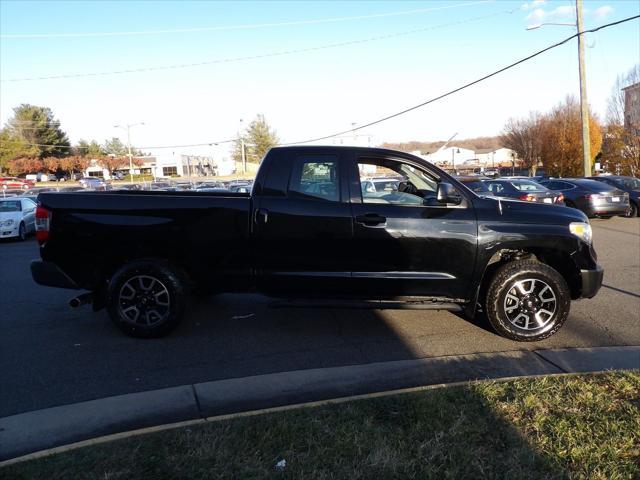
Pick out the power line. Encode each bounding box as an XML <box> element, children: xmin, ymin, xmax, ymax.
<box><xmin>1</xmin><ymin>9</ymin><xmax>513</xmax><ymax>82</ymax></box>
<box><xmin>5</xmin><ymin>15</ymin><xmax>638</xmax><ymax>152</ymax></box>
<box><xmin>6</xmin><ymin>139</ymin><xmax>236</xmax><ymax>151</ymax></box>
<box><xmin>281</xmin><ymin>14</ymin><xmax>640</xmax><ymax>146</ymax></box>
<box><xmin>1</xmin><ymin>1</ymin><xmax>492</xmax><ymax>39</ymax></box>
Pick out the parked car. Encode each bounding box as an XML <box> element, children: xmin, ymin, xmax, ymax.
<box><xmin>455</xmin><ymin>175</ymin><xmax>494</xmax><ymax>195</ymax></box>
<box><xmin>360</xmin><ymin>178</ymin><xmax>401</xmax><ymax>195</ymax></box>
<box><xmin>57</xmin><ymin>186</ymin><xmax>85</xmax><ymax>192</ymax></box>
<box><xmin>539</xmin><ymin>178</ymin><xmax>629</xmax><ymax>218</ymax></box>
<box><xmin>196</xmin><ymin>181</ymin><xmax>224</xmax><ymax>189</ymax></box>
<box><xmin>113</xmin><ymin>184</ymin><xmax>142</xmax><ymax>191</ymax></box>
<box><xmin>228</xmin><ymin>184</ymin><xmax>252</xmax><ymax>193</ymax></box>
<box><xmin>194</xmin><ymin>187</ymin><xmax>229</xmax><ymax>193</ymax></box>
<box><xmin>482</xmin><ymin>179</ymin><xmax>563</xmax><ymax>204</ymax></box>
<box><xmin>32</xmin><ymin>146</ymin><xmax>603</xmax><ymax>342</ymax></box>
<box><xmin>0</xmin><ymin>177</ymin><xmax>34</xmax><ymax>190</ymax></box>
<box><xmin>0</xmin><ymin>197</ymin><xmax>37</xmax><ymax>240</ymax></box>
<box><xmin>79</xmin><ymin>177</ymin><xmax>108</xmax><ymax>190</ymax></box>
<box><xmin>588</xmin><ymin>175</ymin><xmax>640</xmax><ymax>218</ymax></box>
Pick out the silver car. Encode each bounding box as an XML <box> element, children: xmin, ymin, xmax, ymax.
<box><xmin>0</xmin><ymin>197</ymin><xmax>37</xmax><ymax>241</ymax></box>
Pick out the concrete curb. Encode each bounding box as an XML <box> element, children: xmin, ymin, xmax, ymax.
<box><xmin>1</xmin><ymin>345</ymin><xmax>638</xmax><ymax>462</ymax></box>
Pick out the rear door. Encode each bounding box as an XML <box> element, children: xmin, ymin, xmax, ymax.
<box><xmin>348</xmin><ymin>154</ymin><xmax>478</xmax><ymax>299</ymax></box>
<box><xmin>252</xmin><ymin>149</ymin><xmax>353</xmax><ymax>294</ymax></box>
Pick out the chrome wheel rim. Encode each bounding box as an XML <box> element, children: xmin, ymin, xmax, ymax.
<box><xmin>118</xmin><ymin>275</ymin><xmax>170</xmax><ymax>326</ymax></box>
<box><xmin>503</xmin><ymin>278</ymin><xmax>557</xmax><ymax>331</ymax></box>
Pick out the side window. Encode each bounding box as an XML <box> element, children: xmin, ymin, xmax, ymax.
<box><xmin>289</xmin><ymin>155</ymin><xmax>339</xmax><ymax>202</ymax></box>
<box><xmin>357</xmin><ymin>158</ymin><xmax>439</xmax><ymax>206</ymax></box>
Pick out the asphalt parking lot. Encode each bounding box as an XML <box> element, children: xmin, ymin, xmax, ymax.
<box><xmin>1</xmin><ymin>217</ymin><xmax>638</xmax><ymax>418</ymax></box>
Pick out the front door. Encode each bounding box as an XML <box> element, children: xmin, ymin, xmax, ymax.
<box><xmin>348</xmin><ymin>154</ymin><xmax>477</xmax><ymax>300</ymax></box>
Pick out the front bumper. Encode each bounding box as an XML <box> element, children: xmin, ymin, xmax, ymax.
<box><xmin>31</xmin><ymin>260</ymin><xmax>80</xmax><ymax>290</ymax></box>
<box><xmin>580</xmin><ymin>265</ymin><xmax>604</xmax><ymax>298</ymax></box>
<box><xmin>1</xmin><ymin>226</ymin><xmax>19</xmax><ymax>238</ymax></box>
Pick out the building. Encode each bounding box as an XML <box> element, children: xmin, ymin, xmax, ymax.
<box><xmin>474</xmin><ymin>148</ymin><xmax>517</xmax><ymax>168</ymax></box>
<box><xmin>420</xmin><ymin>146</ymin><xmax>475</xmax><ymax>168</ymax></box>
<box><xmin>87</xmin><ymin>154</ymin><xmax>237</xmax><ymax>179</ymax></box>
<box><xmin>622</xmin><ymin>82</ymin><xmax>640</xmax><ymax>133</ymax></box>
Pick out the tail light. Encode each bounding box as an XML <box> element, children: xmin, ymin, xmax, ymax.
<box><xmin>35</xmin><ymin>205</ymin><xmax>51</xmax><ymax>245</ymax></box>
<box><xmin>518</xmin><ymin>194</ymin><xmax>536</xmax><ymax>202</ymax></box>
<box><xmin>555</xmin><ymin>193</ymin><xmax>565</xmax><ymax>204</ymax></box>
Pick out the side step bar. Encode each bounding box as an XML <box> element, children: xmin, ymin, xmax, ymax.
<box><xmin>269</xmin><ymin>298</ymin><xmax>464</xmax><ymax>311</ymax></box>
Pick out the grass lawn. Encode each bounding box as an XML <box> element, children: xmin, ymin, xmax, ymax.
<box><xmin>2</xmin><ymin>371</ymin><xmax>638</xmax><ymax>479</ymax></box>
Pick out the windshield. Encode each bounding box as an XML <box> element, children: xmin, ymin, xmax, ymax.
<box><xmin>618</xmin><ymin>178</ymin><xmax>640</xmax><ymax>190</ymax></box>
<box><xmin>510</xmin><ymin>180</ymin><xmax>546</xmax><ymax>192</ymax></box>
<box><xmin>0</xmin><ymin>201</ymin><xmax>21</xmax><ymax>212</ymax></box>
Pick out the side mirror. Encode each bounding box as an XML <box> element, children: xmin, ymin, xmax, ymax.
<box><xmin>437</xmin><ymin>182</ymin><xmax>462</xmax><ymax>205</ymax></box>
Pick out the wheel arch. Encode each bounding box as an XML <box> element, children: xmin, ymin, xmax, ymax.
<box><xmin>471</xmin><ymin>247</ymin><xmax>582</xmax><ymax>314</ymax></box>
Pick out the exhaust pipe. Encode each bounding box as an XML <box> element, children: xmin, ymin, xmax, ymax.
<box><xmin>69</xmin><ymin>292</ymin><xmax>93</xmax><ymax>308</ymax></box>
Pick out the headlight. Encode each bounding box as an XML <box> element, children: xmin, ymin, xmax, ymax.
<box><xmin>569</xmin><ymin>222</ymin><xmax>592</xmax><ymax>244</ymax></box>
<box><xmin>1</xmin><ymin>219</ymin><xmax>14</xmax><ymax>227</ymax></box>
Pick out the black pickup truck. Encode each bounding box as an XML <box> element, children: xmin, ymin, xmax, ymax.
<box><xmin>32</xmin><ymin>146</ymin><xmax>603</xmax><ymax>341</ymax></box>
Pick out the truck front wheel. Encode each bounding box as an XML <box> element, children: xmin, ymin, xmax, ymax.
<box><xmin>485</xmin><ymin>260</ymin><xmax>570</xmax><ymax>342</ymax></box>
<box><xmin>107</xmin><ymin>260</ymin><xmax>188</xmax><ymax>338</ymax></box>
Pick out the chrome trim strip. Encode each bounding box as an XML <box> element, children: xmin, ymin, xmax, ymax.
<box><xmin>266</xmin><ymin>271</ymin><xmax>455</xmax><ymax>280</ymax></box>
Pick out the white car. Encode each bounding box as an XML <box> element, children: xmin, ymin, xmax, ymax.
<box><xmin>0</xmin><ymin>197</ymin><xmax>37</xmax><ymax>241</ymax></box>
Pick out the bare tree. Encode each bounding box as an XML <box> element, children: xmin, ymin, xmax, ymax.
<box><xmin>602</xmin><ymin>65</ymin><xmax>640</xmax><ymax>175</ymax></box>
<box><xmin>500</xmin><ymin>112</ymin><xmax>543</xmax><ymax>175</ymax></box>
<box><xmin>606</xmin><ymin>64</ymin><xmax>639</xmax><ymax>126</ymax></box>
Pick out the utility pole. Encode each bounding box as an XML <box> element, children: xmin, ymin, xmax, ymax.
<box><xmin>239</xmin><ymin>118</ymin><xmax>246</xmax><ymax>174</ymax></box>
<box><xmin>126</xmin><ymin>127</ymin><xmax>133</xmax><ymax>183</ymax></box>
<box><xmin>576</xmin><ymin>0</ymin><xmax>591</xmax><ymax>177</ymax></box>
<box><xmin>114</xmin><ymin>122</ymin><xmax>144</xmax><ymax>183</ymax></box>
<box><xmin>526</xmin><ymin>0</ymin><xmax>591</xmax><ymax>177</ymax></box>
<box><xmin>241</xmin><ymin>138</ymin><xmax>246</xmax><ymax>174</ymax></box>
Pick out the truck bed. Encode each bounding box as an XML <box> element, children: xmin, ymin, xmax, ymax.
<box><xmin>37</xmin><ymin>190</ymin><xmax>252</xmax><ymax>290</ymax></box>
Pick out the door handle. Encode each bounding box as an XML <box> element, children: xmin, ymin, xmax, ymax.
<box><xmin>255</xmin><ymin>208</ymin><xmax>269</xmax><ymax>224</ymax></box>
<box><xmin>355</xmin><ymin>213</ymin><xmax>386</xmax><ymax>227</ymax></box>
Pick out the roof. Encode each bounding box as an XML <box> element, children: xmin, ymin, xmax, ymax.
<box><xmin>621</xmin><ymin>82</ymin><xmax>640</xmax><ymax>91</ymax></box>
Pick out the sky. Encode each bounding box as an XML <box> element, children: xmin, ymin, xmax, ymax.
<box><xmin>1</xmin><ymin>0</ymin><xmax>638</xmax><ymax>159</ymax></box>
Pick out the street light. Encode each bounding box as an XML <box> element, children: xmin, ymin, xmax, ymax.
<box><xmin>114</xmin><ymin>122</ymin><xmax>145</xmax><ymax>183</ymax></box>
<box><xmin>526</xmin><ymin>0</ymin><xmax>591</xmax><ymax>177</ymax></box>
<box><xmin>526</xmin><ymin>22</ymin><xmax>575</xmax><ymax>30</ymax></box>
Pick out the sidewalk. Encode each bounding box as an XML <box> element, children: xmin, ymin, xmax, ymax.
<box><xmin>1</xmin><ymin>345</ymin><xmax>638</xmax><ymax>462</ymax></box>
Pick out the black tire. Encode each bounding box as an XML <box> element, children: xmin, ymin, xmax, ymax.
<box><xmin>18</xmin><ymin>222</ymin><xmax>26</xmax><ymax>241</ymax></box>
<box><xmin>624</xmin><ymin>202</ymin><xmax>638</xmax><ymax>218</ymax></box>
<box><xmin>485</xmin><ymin>260</ymin><xmax>570</xmax><ymax>342</ymax></box>
<box><xmin>107</xmin><ymin>260</ymin><xmax>189</xmax><ymax>338</ymax></box>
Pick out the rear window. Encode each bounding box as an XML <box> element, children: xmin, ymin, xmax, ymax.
<box><xmin>510</xmin><ymin>180</ymin><xmax>546</xmax><ymax>192</ymax></box>
<box><xmin>289</xmin><ymin>155</ymin><xmax>340</xmax><ymax>202</ymax></box>
<box><xmin>573</xmin><ymin>179</ymin><xmax>617</xmax><ymax>191</ymax></box>
<box><xmin>618</xmin><ymin>177</ymin><xmax>640</xmax><ymax>190</ymax></box>
<box><xmin>461</xmin><ymin>180</ymin><xmax>491</xmax><ymax>193</ymax></box>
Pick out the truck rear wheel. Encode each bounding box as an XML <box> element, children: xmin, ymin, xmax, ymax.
<box><xmin>107</xmin><ymin>260</ymin><xmax>188</xmax><ymax>338</ymax></box>
<box><xmin>485</xmin><ymin>260</ymin><xmax>570</xmax><ymax>342</ymax></box>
